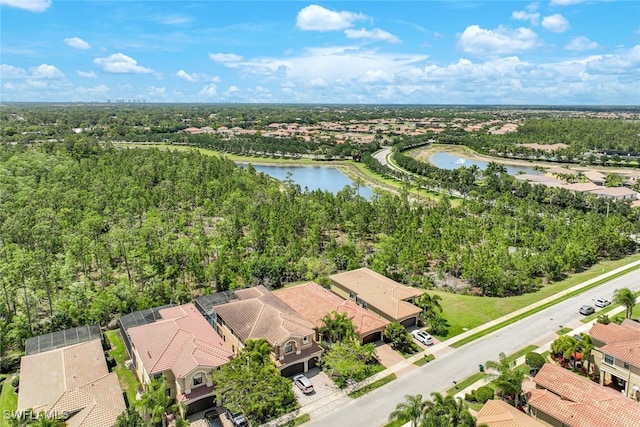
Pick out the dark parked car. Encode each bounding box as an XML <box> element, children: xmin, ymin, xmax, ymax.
<box><xmin>579</xmin><ymin>305</ymin><xmax>595</xmax><ymax>315</ymax></box>
<box><xmin>226</xmin><ymin>410</ymin><xmax>249</xmax><ymax>427</ymax></box>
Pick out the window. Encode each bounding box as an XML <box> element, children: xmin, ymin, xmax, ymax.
<box><xmin>302</xmin><ymin>336</ymin><xmax>309</xmax><ymax>344</ymax></box>
<box><xmin>349</xmin><ymin>291</ymin><xmax>357</xmax><ymax>300</ymax></box>
<box><xmin>362</xmin><ymin>301</ymin><xmax>368</xmax><ymax>309</ymax></box>
<box><xmin>193</xmin><ymin>373</ymin><xmax>203</xmax><ymax>387</ymax></box>
<box><xmin>285</xmin><ymin>341</ymin><xmax>294</xmax><ymax>354</ymax></box>
<box><xmin>604</xmin><ymin>354</ymin><xmax>615</xmax><ymax>365</ymax></box>
<box><xmin>624</xmin><ymin>362</ymin><xmax>630</xmax><ymax>369</ymax></box>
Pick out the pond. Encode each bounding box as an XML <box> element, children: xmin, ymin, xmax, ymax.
<box><xmin>247</xmin><ymin>164</ymin><xmax>375</xmax><ymax>200</ymax></box>
<box><xmin>429</xmin><ymin>152</ymin><xmax>543</xmax><ymax>176</ymax></box>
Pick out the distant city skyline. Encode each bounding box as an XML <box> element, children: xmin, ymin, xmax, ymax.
<box><xmin>1</xmin><ymin>1</ymin><xmax>639</xmax><ymax>105</ymax></box>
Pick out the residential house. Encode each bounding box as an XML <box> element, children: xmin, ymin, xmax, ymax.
<box><xmin>329</xmin><ymin>268</ymin><xmax>422</xmax><ymax>327</ymax></box>
<box><xmin>121</xmin><ymin>303</ymin><xmax>233</xmax><ymax>415</ymax></box>
<box><xmin>587</xmin><ymin>186</ymin><xmax>639</xmax><ymax>200</ymax></box>
<box><xmin>562</xmin><ymin>182</ymin><xmax>601</xmax><ymax>194</ymax></box>
<box><xmin>18</xmin><ymin>333</ymin><xmax>126</xmax><ymax>427</ymax></box>
<box><xmin>588</xmin><ymin>321</ymin><xmax>640</xmax><ymax>400</ymax></box>
<box><xmin>274</xmin><ymin>282</ymin><xmax>388</xmax><ymax>344</ymax></box>
<box><xmin>514</xmin><ymin>174</ymin><xmax>565</xmax><ymax>188</ymax></box>
<box><xmin>582</xmin><ymin>170</ymin><xmax>607</xmax><ymax>186</ymax></box>
<box><xmin>206</xmin><ymin>285</ymin><xmax>323</xmax><ymax>377</ymax></box>
<box><xmin>527</xmin><ymin>363</ymin><xmax>640</xmax><ymax>427</ymax></box>
<box><xmin>476</xmin><ymin>399</ymin><xmax>544</xmax><ymax>427</ymax></box>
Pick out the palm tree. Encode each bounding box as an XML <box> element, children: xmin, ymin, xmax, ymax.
<box><xmin>485</xmin><ymin>353</ymin><xmax>527</xmax><ymax>407</ymax></box>
<box><xmin>580</xmin><ymin>333</ymin><xmax>594</xmax><ymax>377</ymax></box>
<box><xmin>422</xmin><ymin>392</ymin><xmax>475</xmax><ymax>427</ymax></box>
<box><xmin>388</xmin><ymin>394</ymin><xmax>426</xmax><ymax>427</ymax></box>
<box><xmin>139</xmin><ymin>375</ymin><xmax>172</xmax><ymax>427</ymax></box>
<box><xmin>614</xmin><ymin>287</ymin><xmax>636</xmax><ymax>319</ymax></box>
<box><xmin>242</xmin><ymin>338</ymin><xmax>273</xmax><ymax>365</ymax></box>
<box><xmin>415</xmin><ymin>292</ymin><xmax>443</xmax><ymax>322</ymax></box>
<box><xmin>319</xmin><ymin>311</ymin><xmax>356</xmax><ymax>345</ymax></box>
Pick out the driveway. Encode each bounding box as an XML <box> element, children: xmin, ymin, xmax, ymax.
<box><xmin>291</xmin><ymin>368</ymin><xmax>340</xmax><ymax>407</ymax></box>
<box><xmin>374</xmin><ymin>342</ymin><xmax>406</xmax><ymax>368</ymax></box>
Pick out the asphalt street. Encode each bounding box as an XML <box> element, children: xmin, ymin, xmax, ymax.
<box><xmin>305</xmin><ymin>268</ymin><xmax>640</xmax><ymax>427</ymax></box>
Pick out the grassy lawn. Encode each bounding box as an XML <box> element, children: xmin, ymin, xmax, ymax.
<box><xmin>435</xmin><ymin>254</ymin><xmax>640</xmax><ymax>341</ymax></box>
<box><xmin>503</xmin><ymin>345</ymin><xmax>538</xmax><ymax>364</ymax></box>
<box><xmin>0</xmin><ymin>378</ymin><xmax>18</xmax><ymax>427</ymax></box>
<box><xmin>445</xmin><ymin>372</ymin><xmax>488</xmax><ymax>397</ymax></box>
<box><xmin>557</xmin><ymin>327</ymin><xmax>573</xmax><ymax>335</ymax></box>
<box><xmin>413</xmin><ymin>354</ymin><xmax>435</xmax><ymax>367</ymax></box>
<box><xmin>104</xmin><ymin>329</ymin><xmax>141</xmax><ymax>406</ymax></box>
<box><xmin>348</xmin><ymin>373</ymin><xmax>397</xmax><ymax>399</ymax></box>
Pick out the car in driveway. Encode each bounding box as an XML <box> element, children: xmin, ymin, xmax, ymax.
<box><xmin>594</xmin><ymin>297</ymin><xmax>611</xmax><ymax>308</ymax></box>
<box><xmin>411</xmin><ymin>330</ymin><xmax>434</xmax><ymax>346</ymax></box>
<box><xmin>293</xmin><ymin>374</ymin><xmax>314</xmax><ymax>394</ymax></box>
<box><xmin>204</xmin><ymin>409</ymin><xmax>223</xmax><ymax>427</ymax></box>
<box><xmin>225</xmin><ymin>410</ymin><xmax>249</xmax><ymax>427</ymax></box>
<box><xmin>579</xmin><ymin>305</ymin><xmax>595</xmax><ymax>315</ymax></box>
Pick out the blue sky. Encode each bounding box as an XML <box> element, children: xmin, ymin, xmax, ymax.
<box><xmin>1</xmin><ymin>1</ymin><xmax>639</xmax><ymax>104</ymax></box>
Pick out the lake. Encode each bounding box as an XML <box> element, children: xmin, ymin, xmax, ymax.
<box><xmin>248</xmin><ymin>164</ymin><xmax>375</xmax><ymax>200</ymax></box>
<box><xmin>429</xmin><ymin>152</ymin><xmax>543</xmax><ymax>176</ymax></box>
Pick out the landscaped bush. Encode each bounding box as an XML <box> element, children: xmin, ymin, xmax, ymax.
<box><xmin>11</xmin><ymin>376</ymin><xmax>19</xmax><ymax>388</ymax></box>
<box><xmin>473</xmin><ymin>386</ymin><xmax>494</xmax><ymax>403</ymax></box>
<box><xmin>525</xmin><ymin>352</ymin><xmax>545</xmax><ymax>375</ymax></box>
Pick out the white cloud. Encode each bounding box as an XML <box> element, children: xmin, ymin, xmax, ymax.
<box><xmin>344</xmin><ymin>28</ymin><xmax>400</xmax><ymax>44</ymax></box>
<box><xmin>565</xmin><ymin>37</ymin><xmax>599</xmax><ymax>52</ymax></box>
<box><xmin>458</xmin><ymin>25</ymin><xmax>540</xmax><ymax>56</ymax></box>
<box><xmin>176</xmin><ymin>70</ymin><xmax>220</xmax><ymax>83</ymax></box>
<box><xmin>199</xmin><ymin>84</ymin><xmax>217</xmax><ymax>97</ymax></box>
<box><xmin>152</xmin><ymin>14</ymin><xmax>192</xmax><ymax>25</ymax></box>
<box><xmin>64</xmin><ymin>37</ymin><xmax>90</xmax><ymax>50</ymax></box>
<box><xmin>94</xmin><ymin>53</ymin><xmax>154</xmax><ymax>74</ymax></box>
<box><xmin>542</xmin><ymin>14</ymin><xmax>570</xmax><ymax>33</ymax></box>
<box><xmin>0</xmin><ymin>64</ymin><xmax>27</xmax><ymax>78</ymax></box>
<box><xmin>308</xmin><ymin>78</ymin><xmax>328</xmax><ymax>88</ymax></box>
<box><xmin>584</xmin><ymin>45</ymin><xmax>640</xmax><ymax>75</ymax></box>
<box><xmin>77</xmin><ymin>70</ymin><xmax>96</xmax><ymax>78</ymax></box>
<box><xmin>223</xmin><ymin>86</ymin><xmax>239</xmax><ymax>96</ymax></box>
<box><xmin>359</xmin><ymin>70</ymin><xmax>393</xmax><ymax>84</ymax></box>
<box><xmin>512</xmin><ymin>10</ymin><xmax>539</xmax><ymax>25</ymax></box>
<box><xmin>209</xmin><ymin>53</ymin><xmax>243</xmax><ymax>63</ymax></box>
<box><xmin>0</xmin><ymin>0</ymin><xmax>51</xmax><ymax>13</ymax></box>
<box><xmin>550</xmin><ymin>0</ymin><xmax>585</xmax><ymax>5</ymax></box>
<box><xmin>296</xmin><ymin>4</ymin><xmax>366</xmax><ymax>32</ymax></box>
<box><xmin>31</xmin><ymin>64</ymin><xmax>64</xmax><ymax>78</ymax></box>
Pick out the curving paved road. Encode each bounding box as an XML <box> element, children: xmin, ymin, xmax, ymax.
<box><xmin>305</xmin><ymin>267</ymin><xmax>640</xmax><ymax>427</ymax></box>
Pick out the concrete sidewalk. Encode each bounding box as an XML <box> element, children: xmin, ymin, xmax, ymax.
<box><xmin>263</xmin><ymin>260</ymin><xmax>640</xmax><ymax>426</ymax></box>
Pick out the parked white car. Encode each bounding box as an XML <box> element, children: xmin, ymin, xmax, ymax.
<box><xmin>411</xmin><ymin>330</ymin><xmax>434</xmax><ymax>346</ymax></box>
<box><xmin>594</xmin><ymin>297</ymin><xmax>611</xmax><ymax>308</ymax></box>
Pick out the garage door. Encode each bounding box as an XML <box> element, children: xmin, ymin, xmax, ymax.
<box><xmin>280</xmin><ymin>362</ymin><xmax>305</xmax><ymax>377</ymax></box>
<box><xmin>362</xmin><ymin>331</ymin><xmax>382</xmax><ymax>344</ymax></box>
<box><xmin>400</xmin><ymin>317</ymin><xmax>417</xmax><ymax>328</ymax></box>
<box><xmin>186</xmin><ymin>396</ymin><xmax>215</xmax><ymax>415</ymax></box>
<box><xmin>308</xmin><ymin>357</ymin><xmax>318</xmax><ymax>369</ymax></box>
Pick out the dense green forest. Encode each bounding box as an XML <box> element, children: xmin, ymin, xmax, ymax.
<box><xmin>0</xmin><ymin>141</ymin><xmax>637</xmax><ymax>371</ymax></box>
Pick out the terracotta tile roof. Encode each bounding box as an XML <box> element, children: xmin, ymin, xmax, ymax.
<box><xmin>546</xmin><ymin>166</ymin><xmax>576</xmax><ymax>175</ymax></box>
<box><xmin>600</xmin><ymin>341</ymin><xmax>640</xmax><ymax>366</ymax></box>
<box><xmin>587</xmin><ymin>187</ymin><xmax>639</xmax><ymax>198</ymax></box>
<box><xmin>589</xmin><ymin>322</ymin><xmax>640</xmax><ymax>345</ymax></box>
<box><xmin>213</xmin><ymin>286</ymin><xmax>315</xmax><ymax>346</ymax></box>
<box><xmin>476</xmin><ymin>399</ymin><xmax>544</xmax><ymax>427</ymax></box>
<box><xmin>17</xmin><ymin>339</ymin><xmax>125</xmax><ymax>427</ymax></box>
<box><xmin>529</xmin><ymin>364</ymin><xmax>640</xmax><ymax>427</ymax></box>
<box><xmin>127</xmin><ymin>303</ymin><xmax>233</xmax><ymax>378</ymax></box>
<box><xmin>273</xmin><ymin>282</ymin><xmax>387</xmax><ymax>337</ymax></box>
<box><xmin>329</xmin><ymin>268</ymin><xmax>421</xmax><ymax>321</ymax></box>
<box><xmin>562</xmin><ymin>182</ymin><xmax>601</xmax><ymax>192</ymax></box>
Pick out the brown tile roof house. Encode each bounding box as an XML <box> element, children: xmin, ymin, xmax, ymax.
<box><xmin>211</xmin><ymin>285</ymin><xmax>323</xmax><ymax>377</ymax></box>
<box><xmin>562</xmin><ymin>182</ymin><xmax>601</xmax><ymax>193</ymax></box>
<box><xmin>329</xmin><ymin>268</ymin><xmax>422</xmax><ymax>327</ymax></box>
<box><xmin>582</xmin><ymin>170</ymin><xmax>606</xmax><ymax>185</ymax></box>
<box><xmin>588</xmin><ymin>322</ymin><xmax>640</xmax><ymax>400</ymax></box>
<box><xmin>126</xmin><ymin>303</ymin><xmax>233</xmax><ymax>414</ymax></box>
<box><xmin>528</xmin><ymin>363</ymin><xmax>640</xmax><ymax>427</ymax></box>
<box><xmin>18</xmin><ymin>339</ymin><xmax>126</xmax><ymax>427</ymax></box>
<box><xmin>274</xmin><ymin>282</ymin><xmax>387</xmax><ymax>344</ymax></box>
<box><xmin>587</xmin><ymin>186</ymin><xmax>639</xmax><ymax>200</ymax></box>
<box><xmin>514</xmin><ymin>174</ymin><xmax>565</xmax><ymax>188</ymax></box>
<box><xmin>546</xmin><ymin>166</ymin><xmax>576</xmax><ymax>176</ymax></box>
<box><xmin>476</xmin><ymin>399</ymin><xmax>544</xmax><ymax>427</ymax></box>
